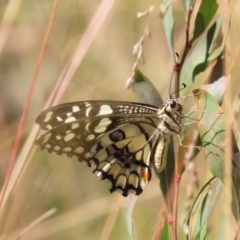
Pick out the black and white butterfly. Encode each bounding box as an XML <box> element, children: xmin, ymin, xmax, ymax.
<box><xmin>35</xmin><ymin>98</ymin><xmax>183</xmax><ymax>197</ymax></box>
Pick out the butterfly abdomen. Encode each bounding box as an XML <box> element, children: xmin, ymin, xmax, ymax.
<box><xmin>153</xmin><ymin>135</ymin><xmax>170</xmax><ymax>172</ymax></box>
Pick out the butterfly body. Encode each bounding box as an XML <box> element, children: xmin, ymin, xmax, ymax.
<box><xmin>35</xmin><ymin>99</ymin><xmax>182</xmax><ymax>196</ymax></box>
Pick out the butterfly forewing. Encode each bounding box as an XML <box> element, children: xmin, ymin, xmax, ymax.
<box><xmin>36</xmin><ymin>101</ymin><xmax>158</xmax><ymax>131</ymax></box>
<box><xmin>35</xmin><ymin>100</ymin><xmax>182</xmax><ymax>196</ymax></box>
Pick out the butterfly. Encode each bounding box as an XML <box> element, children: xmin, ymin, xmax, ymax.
<box><xmin>35</xmin><ymin>98</ymin><xmax>183</xmax><ymax>197</ymax></box>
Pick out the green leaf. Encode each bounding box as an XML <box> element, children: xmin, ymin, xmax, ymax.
<box><xmin>193</xmin><ymin>89</ymin><xmax>225</xmax><ymax>180</ymax></box>
<box><xmin>187</xmin><ymin>177</ymin><xmax>223</xmax><ymax>239</ymax></box>
<box><xmin>160</xmin><ymin>221</ymin><xmax>170</xmax><ymax>239</ymax></box>
<box><xmin>180</xmin><ymin>15</ymin><xmax>226</xmax><ymax>96</ymax></box>
<box><xmin>132</xmin><ymin>69</ymin><xmax>163</xmax><ymax>106</ymax></box>
<box><xmin>162</xmin><ymin>0</ymin><xmax>175</xmax><ymax>62</ymax></box>
<box><xmin>194</xmin><ymin>89</ymin><xmax>240</xmax><ymax>221</ymax></box>
<box><xmin>178</xmin><ymin>77</ymin><xmax>227</xmax><ymax>173</ymax></box>
<box><xmin>191</xmin><ymin>0</ymin><xmax>218</xmax><ymax>43</ymax></box>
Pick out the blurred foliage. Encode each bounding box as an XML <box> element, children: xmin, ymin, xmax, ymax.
<box><xmin>0</xmin><ymin>0</ymin><xmax>240</xmax><ymax>240</ymax></box>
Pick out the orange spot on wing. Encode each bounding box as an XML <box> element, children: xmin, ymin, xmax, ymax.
<box><xmin>140</xmin><ymin>168</ymin><xmax>151</xmax><ymax>183</ymax></box>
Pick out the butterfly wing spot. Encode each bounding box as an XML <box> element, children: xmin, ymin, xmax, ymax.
<box><xmin>97</xmin><ymin>161</ymin><xmax>112</xmax><ymax>173</ymax></box>
<box><xmin>115</xmin><ymin>189</ymin><xmax>123</xmax><ymax>195</ymax></box>
<box><xmin>56</xmin><ymin>116</ymin><xmax>63</xmax><ymax>122</ymax></box>
<box><xmin>85</xmin><ymin>102</ymin><xmax>91</xmax><ymax>107</ymax></box>
<box><xmin>97</xmin><ymin>105</ymin><xmax>113</xmax><ymax>116</ymax></box>
<box><xmin>115</xmin><ymin>175</ymin><xmax>127</xmax><ymax>189</ymax></box>
<box><xmin>140</xmin><ymin>167</ymin><xmax>151</xmax><ymax>189</ymax></box>
<box><xmin>72</xmin><ymin>105</ymin><xmax>80</xmax><ymax>113</ymax></box>
<box><xmin>94</xmin><ymin>148</ymin><xmax>108</xmax><ymax>162</ymax></box>
<box><xmin>115</xmin><ymin>139</ymin><xmax>131</xmax><ymax>150</ymax></box>
<box><xmin>109</xmin><ymin>130</ymin><xmax>125</xmax><ymax>142</ymax></box>
<box><xmin>135</xmin><ymin>151</ymin><xmax>142</xmax><ymax>161</ymax></box>
<box><xmin>43</xmin><ymin>111</ymin><xmax>53</xmax><ymax>123</ymax></box>
<box><xmin>63</xmin><ymin>147</ymin><xmax>72</xmax><ymax>153</ymax></box>
<box><xmin>56</xmin><ymin>135</ymin><xmax>62</xmax><ymax>140</ymax></box>
<box><xmin>53</xmin><ymin>145</ymin><xmax>61</xmax><ymax>151</ymax></box>
<box><xmin>107</xmin><ymin>163</ymin><xmax>122</xmax><ymax>179</ymax></box>
<box><xmin>72</xmin><ymin>155</ymin><xmax>79</xmax><ymax>161</ymax></box>
<box><xmin>64</xmin><ymin>132</ymin><xmax>75</xmax><ymax>142</ymax></box>
<box><xmin>65</xmin><ymin>116</ymin><xmax>76</xmax><ymax>123</ymax></box>
<box><xmin>71</xmin><ymin>123</ymin><xmax>80</xmax><ymax>129</ymax></box>
<box><xmin>129</xmin><ymin>173</ymin><xmax>139</xmax><ymax>188</ymax></box>
<box><xmin>45</xmin><ymin>144</ymin><xmax>51</xmax><ymax>150</ymax></box>
<box><xmin>74</xmin><ymin>146</ymin><xmax>84</xmax><ymax>154</ymax></box>
<box><xmin>142</xmin><ymin>144</ymin><xmax>151</xmax><ymax>164</ymax></box>
<box><xmin>42</xmin><ymin>132</ymin><xmax>52</xmax><ymax>144</ymax></box>
<box><xmin>84</xmin><ymin>152</ymin><xmax>91</xmax><ymax>159</ymax></box>
<box><xmin>127</xmin><ymin>134</ymin><xmax>148</xmax><ymax>153</ymax></box>
<box><xmin>127</xmin><ymin>189</ymin><xmax>137</xmax><ymax>195</ymax></box>
<box><xmin>94</xmin><ymin>118</ymin><xmax>112</xmax><ymax>133</ymax></box>
<box><xmin>86</xmin><ymin>107</ymin><xmax>92</xmax><ymax>117</ymax></box>
<box><xmin>86</xmin><ymin>134</ymin><xmax>95</xmax><ymax>141</ymax></box>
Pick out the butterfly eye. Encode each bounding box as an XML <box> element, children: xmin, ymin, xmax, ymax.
<box><xmin>170</xmin><ymin>99</ymin><xmax>177</xmax><ymax>109</ymax></box>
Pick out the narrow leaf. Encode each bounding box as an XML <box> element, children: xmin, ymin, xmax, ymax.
<box><xmin>193</xmin><ymin>89</ymin><xmax>225</xmax><ymax>180</ymax></box>
<box><xmin>180</xmin><ymin>15</ymin><xmax>226</xmax><ymax>96</ymax></box>
<box><xmin>191</xmin><ymin>0</ymin><xmax>218</xmax><ymax>43</ymax></box>
<box><xmin>132</xmin><ymin>69</ymin><xmax>163</xmax><ymax>106</ymax></box>
<box><xmin>194</xmin><ymin>89</ymin><xmax>240</xmax><ymax>220</ymax></box>
<box><xmin>162</xmin><ymin>0</ymin><xmax>175</xmax><ymax>61</ymax></box>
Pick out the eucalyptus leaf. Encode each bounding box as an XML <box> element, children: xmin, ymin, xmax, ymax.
<box><xmin>194</xmin><ymin>89</ymin><xmax>240</xmax><ymax>221</ymax></box>
<box><xmin>162</xmin><ymin>0</ymin><xmax>175</xmax><ymax>62</ymax></box>
<box><xmin>132</xmin><ymin>69</ymin><xmax>163</xmax><ymax>106</ymax></box>
<box><xmin>193</xmin><ymin>89</ymin><xmax>225</xmax><ymax>179</ymax></box>
<box><xmin>180</xmin><ymin>15</ymin><xmax>226</xmax><ymax>96</ymax></box>
<box><xmin>190</xmin><ymin>0</ymin><xmax>218</xmax><ymax>44</ymax></box>
<box><xmin>187</xmin><ymin>177</ymin><xmax>223</xmax><ymax>240</ymax></box>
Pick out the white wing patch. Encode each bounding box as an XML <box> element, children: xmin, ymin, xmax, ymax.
<box><xmin>97</xmin><ymin>105</ymin><xmax>113</xmax><ymax>116</ymax></box>
<box><xmin>94</xmin><ymin>118</ymin><xmax>111</xmax><ymax>133</ymax></box>
<box><xmin>72</xmin><ymin>105</ymin><xmax>80</xmax><ymax>112</ymax></box>
<box><xmin>65</xmin><ymin>116</ymin><xmax>76</xmax><ymax>123</ymax></box>
<box><xmin>43</xmin><ymin>111</ymin><xmax>53</xmax><ymax>122</ymax></box>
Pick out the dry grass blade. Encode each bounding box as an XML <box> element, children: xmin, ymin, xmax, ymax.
<box><xmin>0</xmin><ymin>0</ymin><xmax>22</xmax><ymax>55</ymax></box>
<box><xmin>53</xmin><ymin>0</ymin><xmax>116</xmax><ymax>104</ymax></box>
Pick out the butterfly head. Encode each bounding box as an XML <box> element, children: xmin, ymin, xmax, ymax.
<box><xmin>166</xmin><ymin>98</ymin><xmax>182</xmax><ymax>114</ymax></box>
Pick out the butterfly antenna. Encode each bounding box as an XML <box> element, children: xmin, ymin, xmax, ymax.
<box><xmin>168</xmin><ymin>69</ymin><xmax>175</xmax><ymax>99</ymax></box>
<box><xmin>169</xmin><ymin>53</ymin><xmax>180</xmax><ymax>99</ymax></box>
<box><xmin>170</xmin><ymin>83</ymin><xmax>187</xmax><ymax>99</ymax></box>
